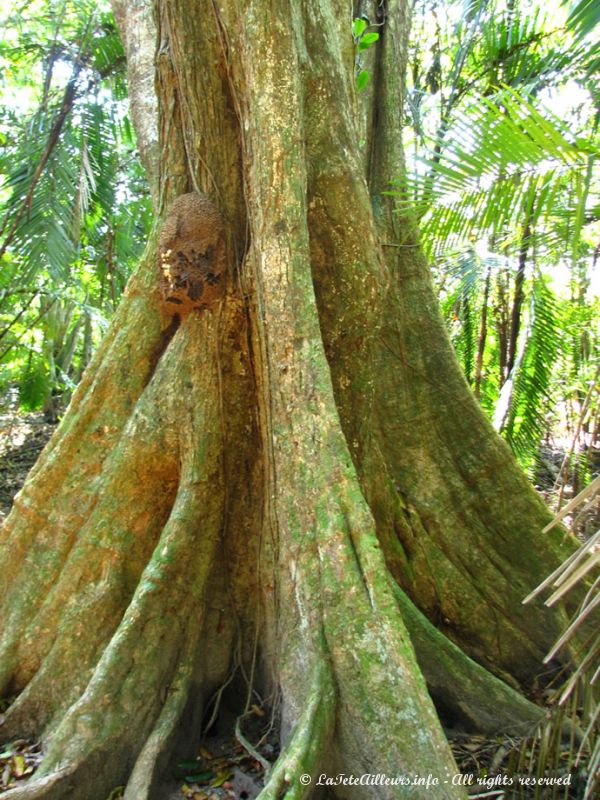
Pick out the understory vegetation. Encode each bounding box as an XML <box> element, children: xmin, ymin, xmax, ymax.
<box><xmin>404</xmin><ymin>0</ymin><xmax>600</xmax><ymax>485</ymax></box>
<box><xmin>0</xmin><ymin>0</ymin><xmax>151</xmax><ymax>421</ymax></box>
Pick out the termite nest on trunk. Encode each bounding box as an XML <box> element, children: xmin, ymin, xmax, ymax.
<box><xmin>158</xmin><ymin>192</ymin><xmax>227</xmax><ymax>314</ymax></box>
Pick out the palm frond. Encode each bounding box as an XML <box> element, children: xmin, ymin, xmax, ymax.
<box><xmin>502</xmin><ymin>278</ymin><xmax>561</xmax><ymax>465</ymax></box>
<box><xmin>566</xmin><ymin>0</ymin><xmax>600</xmax><ymax>40</ymax></box>
<box><xmin>0</xmin><ymin>0</ymin><xmax>152</xmax><ymax>409</ymax></box>
<box><xmin>398</xmin><ymin>86</ymin><xmax>598</xmax><ymax>268</ymax></box>
<box><xmin>523</xmin><ymin>477</ymin><xmax>600</xmax><ymax>800</ymax></box>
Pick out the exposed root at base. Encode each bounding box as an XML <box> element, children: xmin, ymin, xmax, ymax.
<box><xmin>258</xmin><ymin>659</ymin><xmax>334</xmax><ymax>800</ymax></box>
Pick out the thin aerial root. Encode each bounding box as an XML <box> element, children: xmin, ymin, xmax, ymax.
<box><xmin>258</xmin><ymin>658</ymin><xmax>335</xmax><ymax>800</ymax></box>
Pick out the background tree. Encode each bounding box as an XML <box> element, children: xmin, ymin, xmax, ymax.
<box><xmin>0</xmin><ymin>1</ymin><xmax>588</xmax><ymax>799</ymax></box>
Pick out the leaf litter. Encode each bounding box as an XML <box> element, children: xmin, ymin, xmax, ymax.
<box><xmin>0</xmin><ymin>738</ymin><xmax>43</xmax><ymax>792</ymax></box>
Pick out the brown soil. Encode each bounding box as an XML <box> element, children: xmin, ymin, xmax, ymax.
<box><xmin>0</xmin><ymin>411</ymin><xmax>57</xmax><ymax>525</ymax></box>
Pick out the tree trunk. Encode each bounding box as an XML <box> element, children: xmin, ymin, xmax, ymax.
<box><xmin>473</xmin><ymin>263</ymin><xmax>491</xmax><ymax>401</ymax></box>
<box><xmin>0</xmin><ymin>1</ymin><xmax>578</xmax><ymax>798</ymax></box>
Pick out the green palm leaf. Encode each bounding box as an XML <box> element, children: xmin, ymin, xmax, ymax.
<box><xmin>400</xmin><ymin>86</ymin><xmax>597</xmax><ymax>263</ymax></box>
<box><xmin>503</xmin><ymin>278</ymin><xmax>561</xmax><ymax>464</ymax></box>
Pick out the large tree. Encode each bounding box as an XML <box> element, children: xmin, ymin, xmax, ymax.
<box><xmin>0</xmin><ymin>1</ymin><xmax>578</xmax><ymax>798</ymax></box>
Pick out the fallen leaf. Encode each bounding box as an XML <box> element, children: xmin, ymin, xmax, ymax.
<box><xmin>184</xmin><ymin>771</ymin><xmax>214</xmax><ymax>784</ymax></box>
<box><xmin>105</xmin><ymin>787</ymin><xmax>125</xmax><ymax>800</ymax></box>
<box><xmin>211</xmin><ymin>770</ymin><xmax>233</xmax><ymax>788</ymax></box>
<box><xmin>12</xmin><ymin>755</ymin><xmax>26</xmax><ymax>778</ymax></box>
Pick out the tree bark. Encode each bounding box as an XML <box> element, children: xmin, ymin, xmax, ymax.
<box><xmin>110</xmin><ymin>0</ymin><xmax>160</xmax><ymax>205</ymax></box>
<box><xmin>0</xmin><ymin>1</ymin><xmax>578</xmax><ymax>798</ymax></box>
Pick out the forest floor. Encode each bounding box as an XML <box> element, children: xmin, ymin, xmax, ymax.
<box><xmin>0</xmin><ymin>410</ymin><xmax>595</xmax><ymax>799</ymax></box>
<box><xmin>0</xmin><ymin>410</ymin><xmax>55</xmax><ymax>526</ymax></box>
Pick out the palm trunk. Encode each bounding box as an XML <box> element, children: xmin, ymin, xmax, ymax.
<box><xmin>474</xmin><ymin>263</ymin><xmax>491</xmax><ymax>400</ymax></box>
<box><xmin>507</xmin><ymin>219</ymin><xmax>532</xmax><ymax>376</ymax></box>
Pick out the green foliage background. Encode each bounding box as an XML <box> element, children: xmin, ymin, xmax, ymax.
<box><xmin>404</xmin><ymin>0</ymin><xmax>599</xmax><ymax>477</ymax></box>
<box><xmin>0</xmin><ymin>0</ymin><xmax>151</xmax><ymax>418</ymax></box>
